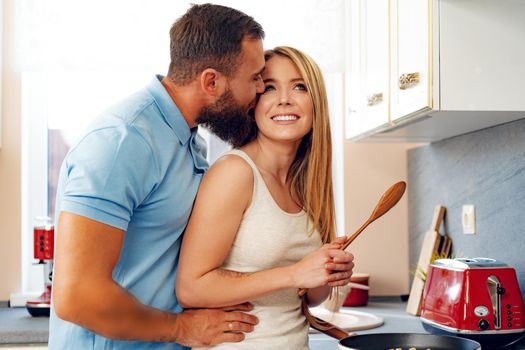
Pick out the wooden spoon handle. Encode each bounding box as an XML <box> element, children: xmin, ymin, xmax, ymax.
<box><xmin>341</xmin><ymin>181</ymin><xmax>406</xmax><ymax>251</ymax></box>
<box><xmin>298</xmin><ymin>181</ymin><xmax>406</xmax><ymax>298</ymax></box>
<box><xmin>340</xmin><ymin>218</ymin><xmax>371</xmax><ymax>251</ymax></box>
<box><xmin>301</xmin><ymin>295</ymin><xmax>350</xmax><ymax>340</ymax></box>
<box><xmin>309</xmin><ymin>316</ymin><xmax>349</xmax><ymax>340</ymax></box>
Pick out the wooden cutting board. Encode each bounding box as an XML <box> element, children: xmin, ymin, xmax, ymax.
<box><xmin>406</xmin><ymin>205</ymin><xmax>445</xmax><ymax>315</ymax></box>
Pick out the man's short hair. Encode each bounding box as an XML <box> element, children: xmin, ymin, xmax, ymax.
<box><xmin>168</xmin><ymin>3</ymin><xmax>264</xmax><ymax>85</ymax></box>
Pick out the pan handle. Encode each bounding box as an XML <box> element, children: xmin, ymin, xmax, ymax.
<box><xmin>309</xmin><ymin>315</ymin><xmax>355</xmax><ymax>340</ymax></box>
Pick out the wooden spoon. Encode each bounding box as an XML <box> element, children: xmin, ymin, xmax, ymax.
<box><xmin>298</xmin><ymin>181</ymin><xmax>406</xmax><ymax>298</ymax></box>
<box><xmin>340</xmin><ymin>180</ymin><xmax>406</xmax><ymax>251</ymax></box>
<box><xmin>301</xmin><ymin>181</ymin><xmax>406</xmax><ymax>331</ymax></box>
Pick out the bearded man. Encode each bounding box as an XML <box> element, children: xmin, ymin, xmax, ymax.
<box><xmin>49</xmin><ymin>4</ymin><xmax>265</xmax><ymax>350</ymax></box>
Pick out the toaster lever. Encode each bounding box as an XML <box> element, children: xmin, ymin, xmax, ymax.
<box><xmin>486</xmin><ymin>275</ymin><xmax>502</xmax><ymax>329</ymax></box>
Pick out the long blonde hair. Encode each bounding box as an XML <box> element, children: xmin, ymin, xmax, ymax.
<box><xmin>264</xmin><ymin>47</ymin><xmax>335</xmax><ymax>244</ymax></box>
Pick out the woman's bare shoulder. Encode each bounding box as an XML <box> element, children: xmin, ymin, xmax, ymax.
<box><xmin>198</xmin><ymin>153</ymin><xmax>254</xmax><ymax>201</ymax></box>
<box><xmin>207</xmin><ymin>153</ymin><xmax>253</xmax><ymax>179</ymax></box>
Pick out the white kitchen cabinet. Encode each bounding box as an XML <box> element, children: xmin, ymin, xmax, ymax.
<box><xmin>390</xmin><ymin>0</ymin><xmax>430</xmax><ymax>121</ymax></box>
<box><xmin>346</xmin><ymin>0</ymin><xmax>390</xmax><ymax>139</ymax></box>
<box><xmin>346</xmin><ymin>0</ymin><xmax>525</xmax><ymax>142</ymax></box>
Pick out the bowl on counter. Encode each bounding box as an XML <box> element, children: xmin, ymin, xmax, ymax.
<box><xmin>343</xmin><ymin>273</ymin><xmax>370</xmax><ymax>307</ymax></box>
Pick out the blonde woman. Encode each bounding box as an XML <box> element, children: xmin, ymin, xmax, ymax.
<box><xmin>176</xmin><ymin>47</ymin><xmax>354</xmax><ymax>349</ymax></box>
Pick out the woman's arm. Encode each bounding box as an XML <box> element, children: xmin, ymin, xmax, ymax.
<box><xmin>305</xmin><ymin>286</ymin><xmax>331</xmax><ymax>307</ymax></box>
<box><xmin>176</xmin><ymin>155</ymin><xmax>346</xmax><ymax>308</ymax></box>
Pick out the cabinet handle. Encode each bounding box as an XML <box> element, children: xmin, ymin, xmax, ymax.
<box><xmin>367</xmin><ymin>93</ymin><xmax>383</xmax><ymax>106</ymax></box>
<box><xmin>398</xmin><ymin>72</ymin><xmax>420</xmax><ymax>90</ymax></box>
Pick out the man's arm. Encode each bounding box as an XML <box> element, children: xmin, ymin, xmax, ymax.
<box><xmin>52</xmin><ymin>212</ymin><xmax>257</xmax><ymax>346</ymax></box>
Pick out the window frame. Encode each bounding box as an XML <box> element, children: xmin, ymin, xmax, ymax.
<box><xmin>19</xmin><ymin>72</ymin><xmax>50</xmax><ymax>300</ymax></box>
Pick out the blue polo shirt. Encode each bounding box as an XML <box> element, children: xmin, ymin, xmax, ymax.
<box><xmin>48</xmin><ymin>75</ymin><xmax>208</xmax><ymax>350</ymax></box>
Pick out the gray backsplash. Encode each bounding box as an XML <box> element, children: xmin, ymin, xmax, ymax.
<box><xmin>407</xmin><ymin>118</ymin><xmax>525</xmax><ymax>298</ymax></box>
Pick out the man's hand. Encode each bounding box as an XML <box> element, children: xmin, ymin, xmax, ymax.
<box><xmin>173</xmin><ymin>303</ymin><xmax>258</xmax><ymax>347</ymax></box>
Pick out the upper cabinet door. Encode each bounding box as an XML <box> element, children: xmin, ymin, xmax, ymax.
<box><xmin>346</xmin><ymin>0</ymin><xmax>525</xmax><ymax>142</ymax></box>
<box><xmin>390</xmin><ymin>0</ymin><xmax>431</xmax><ymax>121</ymax></box>
<box><xmin>346</xmin><ymin>0</ymin><xmax>390</xmax><ymax>138</ymax></box>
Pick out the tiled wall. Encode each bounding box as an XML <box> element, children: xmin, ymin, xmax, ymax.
<box><xmin>407</xmin><ymin>118</ymin><xmax>525</xmax><ymax>299</ymax></box>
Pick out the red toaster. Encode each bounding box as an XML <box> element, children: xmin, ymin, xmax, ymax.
<box><xmin>421</xmin><ymin>258</ymin><xmax>525</xmax><ymax>348</ymax></box>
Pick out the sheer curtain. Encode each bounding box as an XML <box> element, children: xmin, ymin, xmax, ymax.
<box><xmin>15</xmin><ymin>0</ymin><xmax>345</xmax><ymax>142</ymax></box>
<box><xmin>15</xmin><ymin>0</ymin><xmax>345</xmax><ymax>71</ymax></box>
<box><xmin>16</xmin><ymin>0</ymin><xmax>346</xmax><ymax>295</ymax></box>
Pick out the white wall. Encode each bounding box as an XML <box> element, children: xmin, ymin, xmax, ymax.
<box><xmin>344</xmin><ymin>142</ymin><xmax>418</xmax><ymax>296</ymax></box>
<box><xmin>0</xmin><ymin>0</ymin><xmax>22</xmax><ymax>300</ymax></box>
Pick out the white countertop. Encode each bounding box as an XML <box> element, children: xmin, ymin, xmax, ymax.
<box><xmin>5</xmin><ymin>298</ymin><xmax>523</xmax><ymax>349</ymax></box>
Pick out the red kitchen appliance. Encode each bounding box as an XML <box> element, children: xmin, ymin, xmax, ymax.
<box><xmin>26</xmin><ymin>216</ymin><xmax>54</xmax><ymax>317</ymax></box>
<box><xmin>343</xmin><ymin>273</ymin><xmax>370</xmax><ymax>306</ymax></box>
<box><xmin>421</xmin><ymin>257</ymin><xmax>525</xmax><ymax>349</ymax></box>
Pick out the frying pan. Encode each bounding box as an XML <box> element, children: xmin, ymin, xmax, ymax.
<box><xmin>337</xmin><ymin>332</ymin><xmax>482</xmax><ymax>350</ymax></box>
<box><xmin>315</xmin><ymin>324</ymin><xmax>482</xmax><ymax>350</ymax></box>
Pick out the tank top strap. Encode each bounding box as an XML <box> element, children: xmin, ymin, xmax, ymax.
<box><xmin>221</xmin><ymin>149</ymin><xmax>306</xmax><ymax>218</ymax></box>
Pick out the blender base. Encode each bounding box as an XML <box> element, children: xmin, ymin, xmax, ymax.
<box><xmin>26</xmin><ymin>303</ymin><xmax>50</xmax><ymax>317</ymax></box>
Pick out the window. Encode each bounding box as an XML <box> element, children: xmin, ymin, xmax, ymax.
<box><xmin>17</xmin><ymin>0</ymin><xmax>347</xmax><ymax>298</ymax></box>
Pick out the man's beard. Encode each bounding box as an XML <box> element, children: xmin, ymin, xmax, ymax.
<box><xmin>196</xmin><ymin>89</ymin><xmax>257</xmax><ymax>148</ymax></box>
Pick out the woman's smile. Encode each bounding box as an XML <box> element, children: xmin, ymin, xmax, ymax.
<box><xmin>271</xmin><ymin>114</ymin><xmax>300</xmax><ymax>123</ymax></box>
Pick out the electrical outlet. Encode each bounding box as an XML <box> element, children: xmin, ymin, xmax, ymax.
<box><xmin>462</xmin><ymin>205</ymin><xmax>476</xmax><ymax>234</ymax></box>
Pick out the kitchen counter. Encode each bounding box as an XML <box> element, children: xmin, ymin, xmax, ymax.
<box><xmin>2</xmin><ymin>298</ymin><xmax>525</xmax><ymax>349</ymax></box>
<box><xmin>3</xmin><ymin>298</ymin><xmax>416</xmax><ymax>346</ymax></box>
<box><xmin>0</xmin><ymin>303</ymin><xmax>48</xmax><ymax>344</ymax></box>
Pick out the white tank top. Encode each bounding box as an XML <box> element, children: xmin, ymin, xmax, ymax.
<box><xmin>197</xmin><ymin>149</ymin><xmax>322</xmax><ymax>350</ymax></box>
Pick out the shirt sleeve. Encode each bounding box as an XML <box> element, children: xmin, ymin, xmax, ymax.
<box><xmin>60</xmin><ymin>125</ymin><xmax>158</xmax><ymax>231</ymax></box>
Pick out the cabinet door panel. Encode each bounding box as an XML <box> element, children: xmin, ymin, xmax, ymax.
<box><xmin>391</xmin><ymin>0</ymin><xmax>430</xmax><ymax>121</ymax></box>
<box><xmin>347</xmin><ymin>0</ymin><xmax>389</xmax><ymax>138</ymax></box>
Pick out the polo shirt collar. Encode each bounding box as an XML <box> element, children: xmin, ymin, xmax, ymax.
<box><xmin>147</xmin><ymin>75</ymin><xmax>192</xmax><ymax>145</ymax></box>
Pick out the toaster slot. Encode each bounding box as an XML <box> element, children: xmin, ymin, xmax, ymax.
<box><xmin>486</xmin><ymin>275</ymin><xmax>501</xmax><ymax>329</ymax></box>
